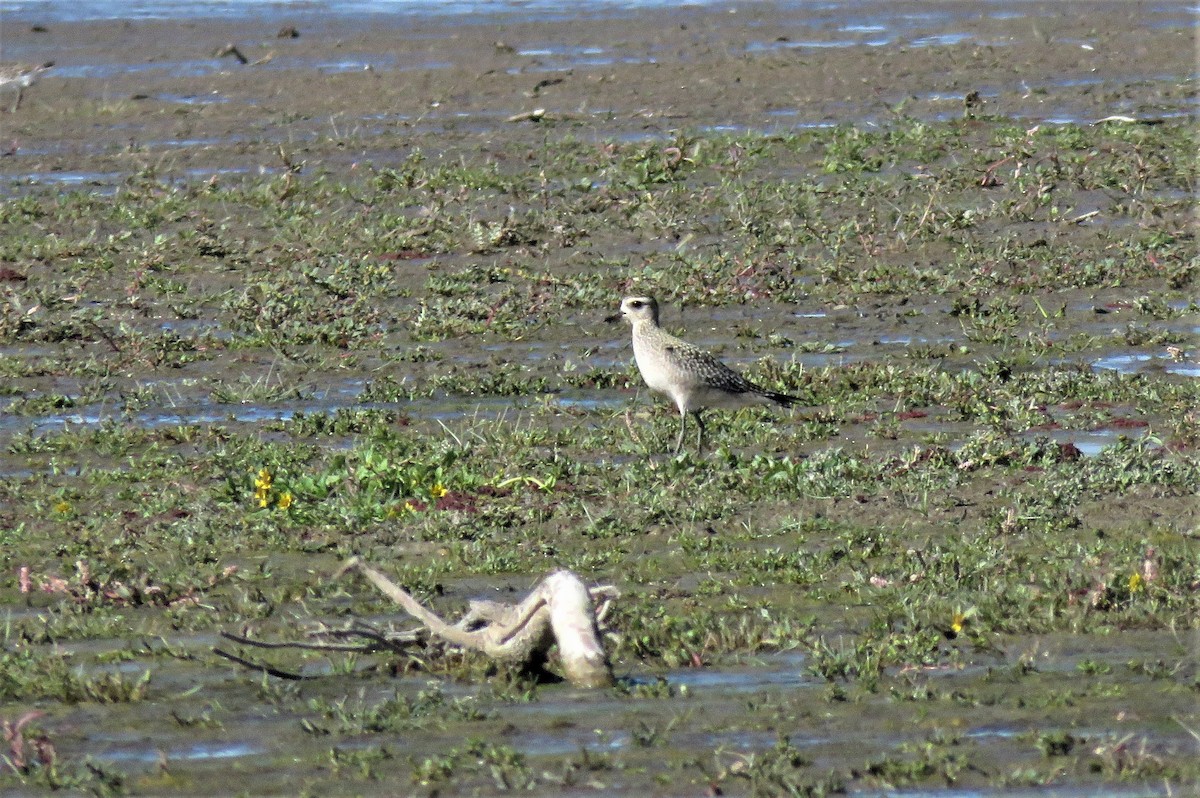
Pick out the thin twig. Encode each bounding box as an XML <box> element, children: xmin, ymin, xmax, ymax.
<box><xmin>212</xmin><ymin>648</ymin><xmax>306</xmax><ymax>680</ymax></box>
<box><xmin>220</xmin><ymin>630</ymin><xmax>391</xmax><ymax>654</ymax></box>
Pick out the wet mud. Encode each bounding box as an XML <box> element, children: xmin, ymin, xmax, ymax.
<box><xmin>0</xmin><ymin>2</ymin><xmax>1197</xmax><ymax>796</ymax></box>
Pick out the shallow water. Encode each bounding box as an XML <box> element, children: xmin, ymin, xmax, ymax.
<box><xmin>21</xmin><ymin>631</ymin><xmax>1189</xmax><ymax>795</ymax></box>
<box><xmin>0</xmin><ymin>3</ymin><xmax>1195</xmax><ymax>796</ymax></box>
<box><xmin>1092</xmin><ymin>351</ymin><xmax>1200</xmax><ymax>378</ymax></box>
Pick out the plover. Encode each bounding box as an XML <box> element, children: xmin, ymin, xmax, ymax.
<box><xmin>619</xmin><ymin>296</ymin><xmax>799</xmax><ymax>453</ymax></box>
<box><xmin>0</xmin><ymin>61</ymin><xmax>54</xmax><ymax>112</ymax></box>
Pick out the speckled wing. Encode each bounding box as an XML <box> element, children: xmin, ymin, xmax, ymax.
<box><xmin>660</xmin><ymin>339</ymin><xmax>759</xmax><ymax>394</ymax></box>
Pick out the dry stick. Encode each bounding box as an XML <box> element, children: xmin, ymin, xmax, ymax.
<box><xmin>212</xmin><ymin>622</ymin><xmax>423</xmax><ymax>682</ymax></box>
<box><xmin>542</xmin><ymin>570</ymin><xmax>611</xmax><ymax>687</ymax></box>
<box><xmin>342</xmin><ymin>558</ymin><xmax>483</xmax><ymax>648</ymax></box>
<box><xmin>220</xmin><ymin>630</ymin><xmax>386</xmax><ymax>654</ymax></box>
<box><xmin>336</xmin><ymin>558</ymin><xmax>616</xmax><ymax>688</ymax></box>
<box><xmin>83</xmin><ymin>319</ymin><xmax>121</xmax><ymax>353</ymax></box>
<box><xmin>495</xmin><ymin>596</ymin><xmax>550</xmax><ymax>645</ymax></box>
<box><xmin>315</xmin><ymin>621</ymin><xmax>424</xmax><ymax>649</ymax></box>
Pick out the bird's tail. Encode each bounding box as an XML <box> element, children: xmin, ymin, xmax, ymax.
<box><xmin>758</xmin><ymin>389</ymin><xmax>800</xmax><ymax>408</ymax></box>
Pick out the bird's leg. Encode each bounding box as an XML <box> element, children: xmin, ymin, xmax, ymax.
<box><xmin>694</xmin><ymin>412</ymin><xmax>705</xmax><ymax>453</ymax></box>
<box><xmin>674</xmin><ymin>410</ymin><xmax>687</xmax><ymax>455</ymax></box>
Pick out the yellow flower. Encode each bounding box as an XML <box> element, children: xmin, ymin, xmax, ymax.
<box><xmin>1128</xmin><ymin>573</ymin><xmax>1144</xmax><ymax>594</ymax></box>
<box><xmin>430</xmin><ymin>483</ymin><xmax>448</xmax><ymax>499</ymax></box>
<box><xmin>277</xmin><ymin>492</ymin><xmax>293</xmax><ymax>510</ymax></box>
<box><xmin>950</xmin><ymin>607</ymin><xmax>976</xmax><ymax>635</ymax></box>
<box><xmin>404</xmin><ymin>500</ymin><xmax>418</xmax><ymax>513</ymax></box>
<box><xmin>54</xmin><ymin>500</ymin><xmax>72</xmax><ymax>515</ymax></box>
<box><xmin>253</xmin><ymin>468</ymin><xmax>274</xmax><ymax>508</ymax></box>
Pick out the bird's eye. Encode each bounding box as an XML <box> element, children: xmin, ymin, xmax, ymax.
<box><xmin>630</xmin><ymin>300</ymin><xmax>643</xmax><ymax>308</ymax></box>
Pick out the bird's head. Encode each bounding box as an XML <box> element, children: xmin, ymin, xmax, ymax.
<box><xmin>619</xmin><ymin>296</ymin><xmax>659</xmax><ymax>326</ymax></box>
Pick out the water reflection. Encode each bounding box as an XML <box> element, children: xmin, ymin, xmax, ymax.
<box><xmin>1092</xmin><ymin>351</ymin><xmax>1200</xmax><ymax>377</ymax></box>
<box><xmin>96</xmin><ymin>739</ymin><xmax>263</xmax><ymax>763</ymax></box>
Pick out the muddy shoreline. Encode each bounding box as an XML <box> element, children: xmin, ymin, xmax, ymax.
<box><xmin>2</xmin><ymin>2</ymin><xmax>1195</xmax><ymax>180</ymax></box>
<box><xmin>0</xmin><ymin>2</ymin><xmax>1197</xmax><ymax>796</ymax></box>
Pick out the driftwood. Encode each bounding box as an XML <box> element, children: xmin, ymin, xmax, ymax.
<box><xmin>214</xmin><ymin>620</ymin><xmax>426</xmax><ymax>680</ymax></box>
<box><xmin>337</xmin><ymin>559</ymin><xmax>617</xmax><ymax>688</ymax></box>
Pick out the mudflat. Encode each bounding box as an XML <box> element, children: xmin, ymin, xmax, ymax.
<box><xmin>1</xmin><ymin>2</ymin><xmax>1194</xmax><ymax>171</ymax></box>
<box><xmin>0</xmin><ymin>3</ymin><xmax>1196</xmax><ymax>796</ymax></box>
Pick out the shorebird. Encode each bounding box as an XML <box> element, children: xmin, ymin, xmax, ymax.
<box><xmin>619</xmin><ymin>296</ymin><xmax>799</xmax><ymax>454</ymax></box>
<box><xmin>0</xmin><ymin>61</ymin><xmax>54</xmax><ymax>112</ymax></box>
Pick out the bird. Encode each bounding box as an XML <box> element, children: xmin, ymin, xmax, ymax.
<box><xmin>0</xmin><ymin>61</ymin><xmax>54</xmax><ymax>112</ymax></box>
<box><xmin>618</xmin><ymin>296</ymin><xmax>799</xmax><ymax>454</ymax></box>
